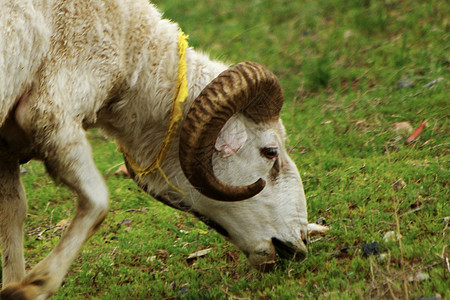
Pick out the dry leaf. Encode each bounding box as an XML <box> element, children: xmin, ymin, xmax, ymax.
<box><xmin>115</xmin><ymin>164</ymin><xmax>130</xmax><ymax>177</ymax></box>
<box><xmin>187</xmin><ymin>248</ymin><xmax>212</xmax><ymax>262</ymax></box>
<box><xmin>117</xmin><ymin>219</ymin><xmax>132</xmax><ymax>227</ymax></box>
<box><xmin>36</xmin><ymin>229</ymin><xmax>47</xmax><ymax>241</ymax></box>
<box><xmin>406</xmin><ymin>121</ymin><xmax>426</xmax><ymax>144</ymax></box>
<box><xmin>53</xmin><ymin>219</ymin><xmax>70</xmax><ymax>233</ymax></box>
<box><xmin>307</xmin><ymin>223</ymin><xmax>330</xmax><ymax>235</ymax></box>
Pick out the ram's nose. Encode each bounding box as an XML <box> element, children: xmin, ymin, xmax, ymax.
<box><xmin>271</xmin><ymin>237</ymin><xmax>307</xmax><ymax>261</ymax></box>
<box><xmin>247</xmin><ymin>242</ymin><xmax>277</xmax><ymax>272</ymax></box>
<box><xmin>247</xmin><ymin>235</ymin><xmax>308</xmax><ymax>272</ymax></box>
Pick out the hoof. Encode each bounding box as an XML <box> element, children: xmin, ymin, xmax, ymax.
<box><xmin>1</xmin><ymin>284</ymin><xmax>28</xmax><ymax>300</ymax></box>
<box><xmin>1</xmin><ymin>281</ymin><xmax>48</xmax><ymax>300</ymax></box>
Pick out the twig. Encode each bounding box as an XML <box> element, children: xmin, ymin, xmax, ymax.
<box><xmin>386</xmin><ymin>277</ymin><xmax>398</xmax><ymax>300</ymax></box>
<box><xmin>431</xmin><ymin>142</ymin><xmax>450</xmax><ymax>150</ymax></box>
<box><xmin>400</xmin><ymin>206</ymin><xmax>423</xmax><ymax>216</ymax></box>
<box><xmin>288</xmin><ymin>138</ymin><xmax>303</xmax><ymax>155</ymax></box>
<box><xmin>394</xmin><ymin>196</ymin><xmax>409</xmax><ymax>300</ymax></box>
<box><xmin>385</xmin><ymin>145</ymin><xmax>391</xmax><ymax>165</ymax></box>
<box><xmin>436</xmin><ymin>245</ymin><xmax>449</xmax><ymax>275</ymax></box>
<box><xmin>105</xmin><ymin>162</ymin><xmax>125</xmax><ymax>173</ymax></box>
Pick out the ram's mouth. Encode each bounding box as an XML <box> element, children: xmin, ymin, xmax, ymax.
<box><xmin>271</xmin><ymin>237</ymin><xmax>307</xmax><ymax>261</ymax></box>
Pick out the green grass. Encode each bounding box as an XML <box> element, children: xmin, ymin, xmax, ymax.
<box><xmin>2</xmin><ymin>0</ymin><xmax>449</xmax><ymax>298</ymax></box>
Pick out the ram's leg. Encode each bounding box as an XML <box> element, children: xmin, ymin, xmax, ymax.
<box><xmin>0</xmin><ymin>162</ymin><xmax>27</xmax><ymax>286</ymax></box>
<box><xmin>0</xmin><ymin>115</ymin><xmax>109</xmax><ymax>300</ymax></box>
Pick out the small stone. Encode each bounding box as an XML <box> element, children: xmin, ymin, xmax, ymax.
<box><xmin>361</xmin><ymin>242</ymin><xmax>379</xmax><ymax>257</ymax></box>
<box><xmin>316</xmin><ymin>217</ymin><xmax>326</xmax><ymax>225</ymax></box>
<box><xmin>393</xmin><ymin>122</ymin><xmax>413</xmax><ymax>135</ymax></box>
<box><xmin>331</xmin><ymin>246</ymin><xmax>356</xmax><ymax>258</ymax></box>
<box><xmin>344</xmin><ymin>30</ymin><xmax>354</xmax><ymax>40</ymax></box>
<box><xmin>407</xmin><ymin>271</ymin><xmax>429</xmax><ymax>282</ymax></box>
<box><xmin>397</xmin><ymin>79</ymin><xmax>414</xmax><ymax>89</ymax></box>
<box><xmin>392</xmin><ymin>178</ymin><xmax>406</xmax><ymax>191</ymax></box>
<box><xmin>20</xmin><ymin>166</ymin><xmax>28</xmax><ymax>174</ymax></box>
<box><xmin>378</xmin><ymin>253</ymin><xmax>388</xmax><ymax>263</ymax></box>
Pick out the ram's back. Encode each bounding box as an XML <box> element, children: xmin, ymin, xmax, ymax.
<box><xmin>0</xmin><ymin>0</ymin><xmax>51</xmax><ymax>127</ymax></box>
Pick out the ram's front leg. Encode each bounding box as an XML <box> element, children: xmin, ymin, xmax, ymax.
<box><xmin>0</xmin><ymin>162</ymin><xmax>27</xmax><ymax>287</ymax></box>
<box><xmin>1</xmin><ymin>108</ymin><xmax>109</xmax><ymax>300</ymax></box>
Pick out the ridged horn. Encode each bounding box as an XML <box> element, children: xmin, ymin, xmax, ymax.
<box><xmin>179</xmin><ymin>62</ymin><xmax>284</xmax><ymax>201</ymax></box>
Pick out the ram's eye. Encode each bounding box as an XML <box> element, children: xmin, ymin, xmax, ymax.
<box><xmin>261</xmin><ymin>147</ymin><xmax>278</xmax><ymax>159</ymax></box>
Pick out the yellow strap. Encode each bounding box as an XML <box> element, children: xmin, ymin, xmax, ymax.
<box><xmin>121</xmin><ymin>30</ymin><xmax>189</xmax><ymax>193</ymax></box>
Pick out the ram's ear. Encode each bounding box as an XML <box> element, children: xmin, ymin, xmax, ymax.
<box><xmin>215</xmin><ymin>117</ymin><xmax>247</xmax><ymax>158</ymax></box>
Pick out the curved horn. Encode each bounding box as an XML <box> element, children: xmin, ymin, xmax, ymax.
<box><xmin>179</xmin><ymin>62</ymin><xmax>284</xmax><ymax>201</ymax></box>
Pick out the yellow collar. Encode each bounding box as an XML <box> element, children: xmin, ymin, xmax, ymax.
<box><xmin>120</xmin><ymin>30</ymin><xmax>189</xmax><ymax>193</ymax></box>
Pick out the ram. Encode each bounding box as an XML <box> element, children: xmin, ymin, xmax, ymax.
<box><xmin>0</xmin><ymin>0</ymin><xmax>309</xmax><ymax>299</ymax></box>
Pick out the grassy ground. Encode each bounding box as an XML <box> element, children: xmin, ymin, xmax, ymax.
<box><xmin>2</xmin><ymin>0</ymin><xmax>449</xmax><ymax>298</ymax></box>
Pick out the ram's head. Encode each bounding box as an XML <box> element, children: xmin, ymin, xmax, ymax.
<box><xmin>177</xmin><ymin>62</ymin><xmax>308</xmax><ymax>271</ymax></box>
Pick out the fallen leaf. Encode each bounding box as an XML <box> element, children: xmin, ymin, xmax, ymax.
<box><xmin>117</xmin><ymin>219</ymin><xmax>132</xmax><ymax>227</ymax></box>
<box><xmin>53</xmin><ymin>219</ymin><xmax>70</xmax><ymax>233</ymax></box>
<box><xmin>36</xmin><ymin>230</ymin><xmax>47</xmax><ymax>241</ymax></box>
<box><xmin>406</xmin><ymin>121</ymin><xmax>426</xmax><ymax>144</ymax></box>
<box><xmin>187</xmin><ymin>248</ymin><xmax>212</xmax><ymax>263</ymax></box>
<box><xmin>115</xmin><ymin>164</ymin><xmax>130</xmax><ymax>177</ymax></box>
<box><xmin>308</xmin><ymin>223</ymin><xmax>330</xmax><ymax>235</ymax></box>
<box><xmin>57</xmin><ymin>219</ymin><xmax>69</xmax><ymax>226</ymax></box>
